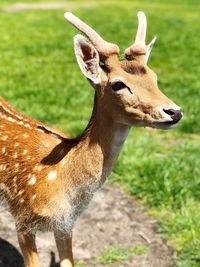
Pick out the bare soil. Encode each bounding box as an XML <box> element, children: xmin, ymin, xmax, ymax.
<box><xmin>0</xmin><ymin>184</ymin><xmax>174</xmax><ymax>267</ymax></box>
<box><xmin>3</xmin><ymin>2</ymin><xmax>99</xmax><ymax>12</ymax></box>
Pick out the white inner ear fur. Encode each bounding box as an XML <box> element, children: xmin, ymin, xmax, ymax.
<box><xmin>74</xmin><ymin>34</ymin><xmax>104</xmax><ymax>84</ymax></box>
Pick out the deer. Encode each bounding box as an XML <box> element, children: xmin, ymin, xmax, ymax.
<box><xmin>0</xmin><ymin>10</ymin><xmax>182</xmax><ymax>267</ymax></box>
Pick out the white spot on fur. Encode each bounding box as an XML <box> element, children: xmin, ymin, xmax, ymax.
<box><xmin>2</xmin><ymin>135</ymin><xmax>8</xmax><ymax>141</ymax></box>
<box><xmin>15</xmin><ymin>163</ymin><xmax>19</xmax><ymax>168</ymax></box>
<box><xmin>14</xmin><ymin>142</ymin><xmax>19</xmax><ymax>147</ymax></box>
<box><xmin>2</xmin><ymin>147</ymin><xmax>6</xmax><ymax>154</ymax></box>
<box><xmin>48</xmin><ymin>170</ymin><xmax>57</xmax><ymax>181</ymax></box>
<box><xmin>17</xmin><ymin>189</ymin><xmax>24</xmax><ymax>196</ymax></box>
<box><xmin>24</xmin><ymin>123</ymin><xmax>31</xmax><ymax>128</ymax></box>
<box><xmin>22</xmin><ymin>149</ymin><xmax>28</xmax><ymax>155</ymax></box>
<box><xmin>0</xmin><ymin>164</ymin><xmax>6</xmax><ymax>171</ymax></box>
<box><xmin>33</xmin><ymin>164</ymin><xmax>43</xmax><ymax>172</ymax></box>
<box><xmin>7</xmin><ymin>117</ymin><xmax>16</xmax><ymax>122</ymax></box>
<box><xmin>23</xmin><ymin>133</ymin><xmax>29</xmax><ymax>138</ymax></box>
<box><xmin>0</xmin><ymin>104</ymin><xmax>23</xmax><ymax>121</ymax></box>
<box><xmin>31</xmin><ymin>194</ymin><xmax>36</xmax><ymax>200</ymax></box>
<box><xmin>28</xmin><ymin>175</ymin><xmax>37</xmax><ymax>185</ymax></box>
<box><xmin>1</xmin><ymin>114</ymin><xmax>6</xmax><ymax>119</ymax></box>
<box><xmin>19</xmin><ymin>198</ymin><xmax>24</xmax><ymax>203</ymax></box>
<box><xmin>13</xmin><ymin>152</ymin><xmax>18</xmax><ymax>159</ymax></box>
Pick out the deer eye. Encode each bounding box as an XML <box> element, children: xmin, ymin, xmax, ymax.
<box><xmin>111</xmin><ymin>81</ymin><xmax>133</xmax><ymax>94</ymax></box>
<box><xmin>111</xmin><ymin>81</ymin><xmax>126</xmax><ymax>91</ymax></box>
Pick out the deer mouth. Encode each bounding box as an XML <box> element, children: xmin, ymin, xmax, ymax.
<box><xmin>153</xmin><ymin>119</ymin><xmax>182</xmax><ymax>130</ymax></box>
<box><xmin>152</xmin><ymin>108</ymin><xmax>183</xmax><ymax>130</ymax></box>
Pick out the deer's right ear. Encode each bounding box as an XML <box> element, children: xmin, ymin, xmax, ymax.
<box><xmin>74</xmin><ymin>34</ymin><xmax>105</xmax><ymax>84</ymax></box>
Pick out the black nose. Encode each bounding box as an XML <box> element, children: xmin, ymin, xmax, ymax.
<box><xmin>163</xmin><ymin>108</ymin><xmax>183</xmax><ymax>123</ymax></box>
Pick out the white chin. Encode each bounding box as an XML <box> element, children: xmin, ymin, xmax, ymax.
<box><xmin>152</xmin><ymin>121</ymin><xmax>179</xmax><ymax>130</ymax></box>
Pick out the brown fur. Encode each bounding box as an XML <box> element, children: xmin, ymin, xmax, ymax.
<box><xmin>120</xmin><ymin>60</ymin><xmax>147</xmax><ymax>75</ymax></box>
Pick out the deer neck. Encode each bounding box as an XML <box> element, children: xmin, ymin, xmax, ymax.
<box><xmin>56</xmin><ymin>93</ymin><xmax>130</xmax><ymax>195</ymax></box>
<box><xmin>90</xmin><ymin>117</ymin><xmax>129</xmax><ymax>177</ymax></box>
<box><xmin>76</xmin><ymin>93</ymin><xmax>130</xmax><ymax>180</ymax></box>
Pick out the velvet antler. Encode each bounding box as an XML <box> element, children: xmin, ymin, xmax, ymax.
<box><xmin>64</xmin><ymin>12</ymin><xmax>120</xmax><ymax>60</ymax></box>
<box><xmin>125</xmin><ymin>11</ymin><xmax>156</xmax><ymax>62</ymax></box>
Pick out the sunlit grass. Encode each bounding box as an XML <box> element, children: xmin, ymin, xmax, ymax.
<box><xmin>76</xmin><ymin>245</ymin><xmax>149</xmax><ymax>266</ymax></box>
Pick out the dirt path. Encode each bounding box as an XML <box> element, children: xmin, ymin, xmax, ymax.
<box><xmin>3</xmin><ymin>2</ymin><xmax>99</xmax><ymax>12</ymax></box>
<box><xmin>0</xmin><ymin>185</ymin><xmax>173</xmax><ymax>267</ymax></box>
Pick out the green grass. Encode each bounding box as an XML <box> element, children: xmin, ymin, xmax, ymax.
<box><xmin>113</xmin><ymin>131</ymin><xmax>200</xmax><ymax>266</ymax></box>
<box><xmin>0</xmin><ymin>1</ymin><xmax>200</xmax><ymax>266</ymax></box>
<box><xmin>94</xmin><ymin>245</ymin><xmax>148</xmax><ymax>265</ymax></box>
<box><xmin>76</xmin><ymin>245</ymin><xmax>149</xmax><ymax>266</ymax></box>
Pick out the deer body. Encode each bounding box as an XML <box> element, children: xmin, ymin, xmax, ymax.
<box><xmin>0</xmin><ymin>11</ymin><xmax>182</xmax><ymax>267</ymax></box>
<box><xmin>0</xmin><ymin>96</ymin><xmax>128</xmax><ymax>233</ymax></box>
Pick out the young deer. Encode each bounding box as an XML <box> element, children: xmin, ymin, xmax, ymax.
<box><xmin>0</xmin><ymin>11</ymin><xmax>182</xmax><ymax>267</ymax></box>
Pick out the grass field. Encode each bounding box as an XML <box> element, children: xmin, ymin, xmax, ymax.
<box><xmin>0</xmin><ymin>1</ymin><xmax>199</xmax><ymax>266</ymax></box>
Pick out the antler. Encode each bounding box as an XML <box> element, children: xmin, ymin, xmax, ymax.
<box><xmin>125</xmin><ymin>11</ymin><xmax>156</xmax><ymax>62</ymax></box>
<box><xmin>64</xmin><ymin>12</ymin><xmax>120</xmax><ymax>60</ymax></box>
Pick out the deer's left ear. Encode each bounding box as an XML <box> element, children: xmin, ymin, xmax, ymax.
<box><xmin>74</xmin><ymin>34</ymin><xmax>105</xmax><ymax>84</ymax></box>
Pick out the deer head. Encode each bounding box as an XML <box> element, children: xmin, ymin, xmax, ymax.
<box><xmin>64</xmin><ymin>11</ymin><xmax>182</xmax><ymax>130</ymax></box>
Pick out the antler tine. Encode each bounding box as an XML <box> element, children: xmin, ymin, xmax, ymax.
<box><xmin>125</xmin><ymin>11</ymin><xmax>148</xmax><ymax>60</ymax></box>
<box><xmin>135</xmin><ymin>11</ymin><xmax>147</xmax><ymax>44</ymax></box>
<box><xmin>64</xmin><ymin>12</ymin><xmax>120</xmax><ymax>59</ymax></box>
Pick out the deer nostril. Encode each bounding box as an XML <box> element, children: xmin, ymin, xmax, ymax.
<box><xmin>163</xmin><ymin>108</ymin><xmax>175</xmax><ymax>116</ymax></box>
<box><xmin>163</xmin><ymin>108</ymin><xmax>183</xmax><ymax>123</ymax></box>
